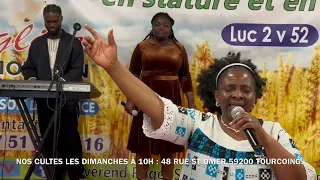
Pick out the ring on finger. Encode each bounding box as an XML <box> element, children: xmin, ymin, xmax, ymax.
<box><xmin>88</xmin><ymin>37</ymin><xmax>94</xmax><ymax>43</ymax></box>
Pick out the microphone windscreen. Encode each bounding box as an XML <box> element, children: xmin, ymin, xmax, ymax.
<box><xmin>132</xmin><ymin>110</ymin><xmax>138</xmax><ymax>116</ymax></box>
<box><xmin>231</xmin><ymin>106</ymin><xmax>244</xmax><ymax>119</ymax></box>
<box><xmin>73</xmin><ymin>23</ymin><xmax>81</xmax><ymax>31</ymax></box>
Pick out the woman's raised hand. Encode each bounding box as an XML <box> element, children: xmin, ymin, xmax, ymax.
<box><xmin>82</xmin><ymin>25</ymin><xmax>118</xmax><ymax>69</ymax></box>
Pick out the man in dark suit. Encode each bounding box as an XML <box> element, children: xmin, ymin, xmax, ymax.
<box><xmin>22</xmin><ymin>4</ymin><xmax>86</xmax><ymax>180</ymax></box>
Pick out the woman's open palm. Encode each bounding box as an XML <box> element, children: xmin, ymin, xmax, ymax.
<box><xmin>82</xmin><ymin>25</ymin><xmax>118</xmax><ymax>69</ymax></box>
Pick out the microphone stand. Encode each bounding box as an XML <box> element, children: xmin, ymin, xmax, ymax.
<box><xmin>46</xmin><ymin>26</ymin><xmax>80</xmax><ymax>179</ymax></box>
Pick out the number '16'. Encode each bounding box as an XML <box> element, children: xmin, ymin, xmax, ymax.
<box><xmin>85</xmin><ymin>138</ymin><xmax>103</xmax><ymax>151</ymax></box>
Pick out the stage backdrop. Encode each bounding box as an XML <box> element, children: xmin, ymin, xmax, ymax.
<box><xmin>0</xmin><ymin>0</ymin><xmax>320</xmax><ymax>179</ymax></box>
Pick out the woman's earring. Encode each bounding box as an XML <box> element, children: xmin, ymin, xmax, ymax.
<box><xmin>252</xmin><ymin>104</ymin><xmax>256</xmax><ymax>108</ymax></box>
<box><xmin>215</xmin><ymin>102</ymin><xmax>219</xmax><ymax>107</ymax></box>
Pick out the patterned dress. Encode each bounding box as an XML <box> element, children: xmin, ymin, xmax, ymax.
<box><xmin>142</xmin><ymin>96</ymin><xmax>316</xmax><ymax>180</ymax></box>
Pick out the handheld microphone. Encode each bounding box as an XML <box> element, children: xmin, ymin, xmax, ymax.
<box><xmin>121</xmin><ymin>102</ymin><xmax>138</xmax><ymax>116</ymax></box>
<box><xmin>231</xmin><ymin>106</ymin><xmax>263</xmax><ymax>152</ymax></box>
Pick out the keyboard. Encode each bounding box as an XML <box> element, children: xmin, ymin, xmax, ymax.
<box><xmin>0</xmin><ymin>80</ymin><xmax>101</xmax><ymax>100</ymax></box>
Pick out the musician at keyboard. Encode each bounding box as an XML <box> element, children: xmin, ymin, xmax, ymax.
<box><xmin>21</xmin><ymin>4</ymin><xmax>86</xmax><ymax>180</ymax></box>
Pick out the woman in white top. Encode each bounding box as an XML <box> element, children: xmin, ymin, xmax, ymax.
<box><xmin>81</xmin><ymin>25</ymin><xmax>316</xmax><ymax>180</ymax></box>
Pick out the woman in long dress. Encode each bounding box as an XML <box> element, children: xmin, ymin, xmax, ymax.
<box><xmin>125</xmin><ymin>12</ymin><xmax>196</xmax><ymax>180</ymax></box>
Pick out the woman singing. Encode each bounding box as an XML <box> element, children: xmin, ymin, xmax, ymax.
<box><xmin>82</xmin><ymin>24</ymin><xmax>316</xmax><ymax>180</ymax></box>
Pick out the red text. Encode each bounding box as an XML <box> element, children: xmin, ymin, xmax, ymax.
<box><xmin>0</xmin><ymin>23</ymin><xmax>84</xmax><ymax>54</ymax></box>
<box><xmin>0</xmin><ymin>163</ymin><xmax>15</xmax><ymax>174</ymax></box>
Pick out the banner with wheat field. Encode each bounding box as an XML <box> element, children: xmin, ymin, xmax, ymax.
<box><xmin>0</xmin><ymin>0</ymin><xmax>319</xmax><ymax>179</ymax></box>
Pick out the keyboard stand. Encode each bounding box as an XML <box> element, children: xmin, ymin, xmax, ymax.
<box><xmin>12</xmin><ymin>98</ymin><xmax>53</xmax><ymax>180</ymax></box>
<box><xmin>0</xmin><ymin>80</ymin><xmax>102</xmax><ymax>179</ymax></box>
